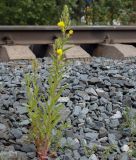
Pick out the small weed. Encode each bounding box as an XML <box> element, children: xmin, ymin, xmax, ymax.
<box><xmin>25</xmin><ymin>5</ymin><xmax>73</xmax><ymax>160</ymax></box>
<box><xmin>51</xmin><ymin>122</ymin><xmax>70</xmax><ymax>152</ymax></box>
<box><xmin>83</xmin><ymin>144</ymin><xmax>116</xmax><ymax>159</ymax></box>
<box><xmin>121</xmin><ymin>106</ymin><xmax>136</xmax><ymax>136</ymax></box>
<box><xmin>0</xmin><ymin>83</ymin><xmax>4</xmax><ymax>92</ymax></box>
<box><xmin>101</xmin><ymin>144</ymin><xmax>116</xmax><ymax>160</ymax></box>
<box><xmin>84</xmin><ymin>145</ymin><xmax>97</xmax><ymax>157</ymax></box>
<box><xmin>128</xmin><ymin>141</ymin><xmax>136</xmax><ymax>158</ymax></box>
<box><xmin>131</xmin><ymin>150</ymin><xmax>136</xmax><ymax>157</ymax></box>
<box><xmin>120</xmin><ymin>107</ymin><xmax>136</xmax><ymax>158</ymax></box>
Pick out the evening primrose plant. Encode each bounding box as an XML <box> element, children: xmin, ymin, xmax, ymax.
<box><xmin>25</xmin><ymin>5</ymin><xmax>73</xmax><ymax>160</ymax></box>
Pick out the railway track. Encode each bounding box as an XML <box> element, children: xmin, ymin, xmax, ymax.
<box><xmin>0</xmin><ymin>25</ymin><xmax>136</xmax><ymax>61</ymax></box>
<box><xmin>0</xmin><ymin>25</ymin><xmax>136</xmax><ymax>45</ymax></box>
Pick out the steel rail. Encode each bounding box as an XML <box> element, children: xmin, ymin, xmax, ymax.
<box><xmin>0</xmin><ymin>25</ymin><xmax>136</xmax><ymax>45</ymax></box>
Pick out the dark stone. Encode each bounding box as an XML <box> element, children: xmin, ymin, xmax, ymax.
<box><xmin>89</xmin><ymin>104</ymin><xmax>98</xmax><ymax>111</ymax></box>
<box><xmin>132</xmin><ymin>101</ymin><xmax>136</xmax><ymax>108</ymax></box>
<box><xmin>63</xmin><ymin>155</ymin><xmax>71</xmax><ymax>160</ymax></box>
<box><xmin>85</xmin><ymin>88</ymin><xmax>97</xmax><ymax>96</ymax></box>
<box><xmin>99</xmin><ymin>127</ymin><xmax>108</xmax><ymax>138</ymax></box>
<box><xmin>10</xmin><ymin>128</ymin><xmax>23</xmax><ymax>139</ymax></box>
<box><xmin>122</xmin><ymin>128</ymin><xmax>131</xmax><ymax>137</ymax></box>
<box><xmin>27</xmin><ymin>152</ymin><xmax>36</xmax><ymax>159</ymax></box>
<box><xmin>124</xmin><ymin>81</ymin><xmax>134</xmax><ymax>88</ymax></box>
<box><xmin>88</xmin><ymin>77</ymin><xmax>100</xmax><ymax>84</ymax></box>
<box><xmin>85</xmin><ymin>132</ymin><xmax>99</xmax><ymax>141</ymax></box>
<box><xmin>21</xmin><ymin>144</ymin><xmax>36</xmax><ymax>153</ymax></box>
<box><xmin>110</xmin><ymin>119</ymin><xmax>119</xmax><ymax>128</ymax></box>
<box><xmin>75</xmin><ymin>91</ymin><xmax>90</xmax><ymax>101</ymax></box>
<box><xmin>94</xmin><ymin>121</ymin><xmax>105</xmax><ymax>131</ymax></box>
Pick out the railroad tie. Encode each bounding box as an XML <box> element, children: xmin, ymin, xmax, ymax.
<box><xmin>47</xmin><ymin>44</ymin><xmax>92</xmax><ymax>63</ymax></box>
<box><xmin>0</xmin><ymin>45</ymin><xmax>36</xmax><ymax>62</ymax></box>
<box><xmin>93</xmin><ymin>44</ymin><xmax>136</xmax><ymax>59</ymax></box>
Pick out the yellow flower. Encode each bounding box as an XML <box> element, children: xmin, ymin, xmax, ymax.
<box><xmin>57</xmin><ymin>21</ymin><xmax>65</xmax><ymax>28</ymax></box>
<box><xmin>69</xmin><ymin>30</ymin><xmax>73</xmax><ymax>35</ymax></box>
<box><xmin>56</xmin><ymin>49</ymin><xmax>63</xmax><ymax>56</ymax></box>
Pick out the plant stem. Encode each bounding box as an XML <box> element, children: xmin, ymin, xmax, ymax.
<box><xmin>37</xmin><ymin>137</ymin><xmax>50</xmax><ymax>160</ymax></box>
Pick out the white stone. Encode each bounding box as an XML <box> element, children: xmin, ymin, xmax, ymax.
<box><xmin>0</xmin><ymin>123</ymin><xmax>7</xmax><ymax>132</ymax></box>
<box><xmin>58</xmin><ymin>97</ymin><xmax>69</xmax><ymax>103</ymax></box>
<box><xmin>111</xmin><ymin>111</ymin><xmax>122</xmax><ymax>119</ymax></box>
<box><xmin>89</xmin><ymin>154</ymin><xmax>99</xmax><ymax>160</ymax></box>
<box><xmin>74</xmin><ymin>138</ymin><xmax>80</xmax><ymax>144</ymax></box>
<box><xmin>96</xmin><ymin>88</ymin><xmax>105</xmax><ymax>97</ymax></box>
<box><xmin>121</xmin><ymin>144</ymin><xmax>129</xmax><ymax>152</ymax></box>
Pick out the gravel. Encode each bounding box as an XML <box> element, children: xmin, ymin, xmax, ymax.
<box><xmin>0</xmin><ymin>57</ymin><xmax>136</xmax><ymax>159</ymax></box>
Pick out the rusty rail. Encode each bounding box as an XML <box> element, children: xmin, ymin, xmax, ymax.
<box><xmin>0</xmin><ymin>26</ymin><xmax>136</xmax><ymax>45</ymax></box>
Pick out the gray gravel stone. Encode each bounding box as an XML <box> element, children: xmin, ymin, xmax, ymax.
<box><xmin>76</xmin><ymin>91</ymin><xmax>90</xmax><ymax>101</ymax></box>
<box><xmin>60</xmin><ymin>107</ymin><xmax>71</xmax><ymax>121</ymax></box>
<box><xmin>1</xmin><ymin>57</ymin><xmax>136</xmax><ymax>159</ymax></box>
<box><xmin>81</xmin><ymin>108</ymin><xmax>89</xmax><ymax>116</ymax></box>
<box><xmin>108</xmin><ymin>134</ymin><xmax>117</xmax><ymax>145</ymax></box>
<box><xmin>80</xmin><ymin>156</ymin><xmax>88</xmax><ymax>160</ymax></box>
<box><xmin>89</xmin><ymin>77</ymin><xmax>100</xmax><ymax>84</ymax></box>
<box><xmin>99</xmin><ymin>127</ymin><xmax>108</xmax><ymax>138</ymax></box>
<box><xmin>67</xmin><ymin>137</ymin><xmax>80</xmax><ymax>150</ymax></box>
<box><xmin>21</xmin><ymin>144</ymin><xmax>36</xmax><ymax>153</ymax></box>
<box><xmin>89</xmin><ymin>104</ymin><xmax>98</xmax><ymax>111</ymax></box>
<box><xmin>110</xmin><ymin>119</ymin><xmax>120</xmax><ymax>128</ymax></box>
<box><xmin>73</xmin><ymin>106</ymin><xmax>81</xmax><ymax>116</ymax></box>
<box><xmin>96</xmin><ymin>88</ymin><xmax>105</xmax><ymax>96</ymax></box>
<box><xmin>85</xmin><ymin>132</ymin><xmax>99</xmax><ymax>141</ymax></box>
<box><xmin>60</xmin><ymin>137</ymin><xmax>67</xmax><ymax>148</ymax></box>
<box><xmin>16</xmin><ymin>106</ymin><xmax>27</xmax><ymax>114</ymax></box>
<box><xmin>73</xmin><ymin>150</ymin><xmax>80</xmax><ymax>160</ymax></box>
<box><xmin>10</xmin><ymin>128</ymin><xmax>23</xmax><ymax>139</ymax></box>
<box><xmin>85</xmin><ymin>88</ymin><xmax>98</xmax><ymax>96</ymax></box>
<box><xmin>120</xmin><ymin>153</ymin><xmax>129</xmax><ymax>160</ymax></box>
<box><xmin>27</xmin><ymin>152</ymin><xmax>36</xmax><ymax>159</ymax></box>
<box><xmin>20</xmin><ymin>120</ymin><xmax>30</xmax><ymax>126</ymax></box>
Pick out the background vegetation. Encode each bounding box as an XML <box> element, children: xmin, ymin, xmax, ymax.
<box><xmin>0</xmin><ymin>0</ymin><xmax>135</xmax><ymax>25</ymax></box>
